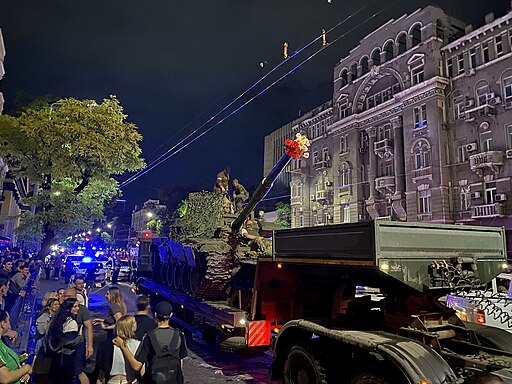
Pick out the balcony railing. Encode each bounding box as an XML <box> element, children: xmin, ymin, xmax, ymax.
<box><xmin>313</xmin><ymin>158</ymin><xmax>332</xmax><ymax>170</ymax></box>
<box><xmin>412</xmin><ymin>166</ymin><xmax>432</xmax><ymax>183</ymax></box>
<box><xmin>471</xmin><ymin>203</ymin><xmax>504</xmax><ymax>218</ymax></box>
<box><xmin>465</xmin><ymin>103</ymin><xmax>495</xmax><ymax>121</ymax></box>
<box><xmin>416</xmin><ymin>213</ymin><xmax>433</xmax><ymax>221</ymax></box>
<box><xmin>375</xmin><ymin>176</ymin><xmax>395</xmax><ymax>192</ymax></box>
<box><xmin>315</xmin><ymin>190</ymin><xmax>331</xmax><ymax>202</ymax></box>
<box><xmin>469</xmin><ymin>151</ymin><xmax>504</xmax><ymax>173</ymax></box>
<box><xmin>290</xmin><ymin>196</ymin><xmax>303</xmax><ymax>205</ymax></box>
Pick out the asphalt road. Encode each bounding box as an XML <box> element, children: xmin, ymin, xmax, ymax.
<box><xmin>35</xmin><ymin>276</ymin><xmax>276</xmax><ymax>384</ymax></box>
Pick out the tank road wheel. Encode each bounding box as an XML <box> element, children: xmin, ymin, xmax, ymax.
<box><xmin>350</xmin><ymin>371</ymin><xmax>392</xmax><ymax>384</ymax></box>
<box><xmin>283</xmin><ymin>345</ymin><xmax>328</xmax><ymax>384</ymax></box>
<box><xmin>167</xmin><ymin>263</ymin><xmax>175</xmax><ymax>287</ymax></box>
<box><xmin>189</xmin><ymin>266</ymin><xmax>199</xmax><ymax>294</ymax></box>
<box><xmin>160</xmin><ymin>263</ymin><xmax>168</xmax><ymax>285</ymax></box>
<box><xmin>173</xmin><ymin>264</ymin><xmax>183</xmax><ymax>291</ymax></box>
<box><xmin>219</xmin><ymin>336</ymin><xmax>247</xmax><ymax>353</ymax></box>
<box><xmin>181</xmin><ymin>266</ymin><xmax>191</xmax><ymax>293</ymax></box>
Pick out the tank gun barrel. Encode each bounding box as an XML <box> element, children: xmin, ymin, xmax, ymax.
<box><xmin>231</xmin><ymin>153</ymin><xmax>291</xmax><ymax>232</ymax></box>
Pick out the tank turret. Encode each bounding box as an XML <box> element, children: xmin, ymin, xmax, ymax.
<box><xmin>153</xmin><ymin>134</ymin><xmax>310</xmax><ymax>300</ymax></box>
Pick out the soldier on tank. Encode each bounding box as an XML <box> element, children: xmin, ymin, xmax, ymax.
<box><xmin>214</xmin><ymin>167</ymin><xmax>233</xmax><ymax>214</ymax></box>
<box><xmin>239</xmin><ymin>217</ymin><xmax>268</xmax><ymax>254</ymax></box>
<box><xmin>232</xmin><ymin>179</ymin><xmax>249</xmax><ymax>214</ymax></box>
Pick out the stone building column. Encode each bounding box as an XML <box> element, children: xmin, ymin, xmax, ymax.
<box><xmin>390</xmin><ymin>116</ymin><xmax>407</xmax><ymax>220</ymax></box>
<box><xmin>366</xmin><ymin>127</ymin><xmax>377</xmax><ymax>199</ymax></box>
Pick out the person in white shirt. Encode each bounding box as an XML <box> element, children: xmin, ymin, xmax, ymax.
<box><xmin>74</xmin><ymin>278</ymin><xmax>89</xmax><ymax>309</ymax></box>
<box><xmin>97</xmin><ymin>315</ymin><xmax>140</xmax><ymax>384</ymax></box>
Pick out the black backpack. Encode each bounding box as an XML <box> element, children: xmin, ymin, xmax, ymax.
<box><xmin>147</xmin><ymin>328</ymin><xmax>183</xmax><ymax>384</ymax></box>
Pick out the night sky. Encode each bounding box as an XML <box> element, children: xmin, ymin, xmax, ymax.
<box><xmin>0</xmin><ymin>0</ymin><xmax>510</xmax><ymax>208</ymax></box>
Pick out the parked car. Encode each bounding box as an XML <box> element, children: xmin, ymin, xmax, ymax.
<box><xmin>76</xmin><ymin>261</ymin><xmax>107</xmax><ymax>287</ymax></box>
<box><xmin>118</xmin><ymin>259</ymin><xmax>131</xmax><ymax>281</ymax></box>
<box><xmin>445</xmin><ymin>273</ymin><xmax>512</xmax><ymax>333</ymax></box>
<box><xmin>65</xmin><ymin>254</ymin><xmax>85</xmax><ymax>269</ymax></box>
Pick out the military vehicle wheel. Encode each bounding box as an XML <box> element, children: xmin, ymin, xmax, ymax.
<box><xmin>166</xmin><ymin>263</ymin><xmax>174</xmax><ymax>287</ymax></box>
<box><xmin>219</xmin><ymin>336</ymin><xmax>247</xmax><ymax>353</ymax></box>
<box><xmin>350</xmin><ymin>371</ymin><xmax>392</xmax><ymax>384</ymax></box>
<box><xmin>189</xmin><ymin>266</ymin><xmax>200</xmax><ymax>294</ymax></box>
<box><xmin>283</xmin><ymin>345</ymin><xmax>328</xmax><ymax>384</ymax></box>
<box><xmin>181</xmin><ymin>266</ymin><xmax>191</xmax><ymax>293</ymax></box>
<box><xmin>173</xmin><ymin>264</ymin><xmax>183</xmax><ymax>291</ymax></box>
<box><xmin>159</xmin><ymin>264</ymin><xmax>167</xmax><ymax>285</ymax></box>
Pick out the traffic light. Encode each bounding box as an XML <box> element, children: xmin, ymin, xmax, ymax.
<box><xmin>143</xmin><ymin>231</ymin><xmax>151</xmax><ymax>239</ymax></box>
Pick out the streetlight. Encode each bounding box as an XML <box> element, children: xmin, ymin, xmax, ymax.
<box><xmin>96</xmin><ymin>227</ymin><xmax>101</xmax><ymax>233</ymax></box>
<box><xmin>146</xmin><ymin>212</ymin><xmax>154</xmax><ymax>218</ymax></box>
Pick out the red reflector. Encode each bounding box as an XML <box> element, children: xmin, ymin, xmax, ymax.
<box><xmin>246</xmin><ymin>320</ymin><xmax>271</xmax><ymax>347</ymax></box>
<box><xmin>476</xmin><ymin>309</ymin><xmax>486</xmax><ymax>324</ymax></box>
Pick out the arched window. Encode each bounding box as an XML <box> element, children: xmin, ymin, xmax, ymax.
<box><xmin>339</xmin><ymin>162</ymin><xmax>351</xmax><ymax>187</ymax></box>
<box><xmin>452</xmin><ymin>90</ymin><xmax>465</xmax><ymax>120</ymax></box>
<box><xmin>371</xmin><ymin>48</ymin><xmax>381</xmax><ymax>66</ymax></box>
<box><xmin>475</xmin><ymin>80</ymin><xmax>490</xmax><ymax>106</ymax></box>
<box><xmin>340</xmin><ymin>69</ymin><xmax>348</xmax><ymax>87</ymax></box>
<box><xmin>412</xmin><ymin>139</ymin><xmax>431</xmax><ymax>169</ymax></box>
<box><xmin>297</xmin><ymin>182</ymin><xmax>303</xmax><ymax>198</ymax></box>
<box><xmin>338</xmin><ymin>96</ymin><xmax>350</xmax><ymax>119</ymax></box>
<box><xmin>397</xmin><ymin>33</ymin><xmax>407</xmax><ymax>54</ymax></box>
<box><xmin>501</xmin><ymin>69</ymin><xmax>512</xmax><ymax>104</ymax></box>
<box><xmin>384</xmin><ymin>41</ymin><xmax>394</xmax><ymax>62</ymax></box>
<box><xmin>360</xmin><ymin>56</ymin><xmax>369</xmax><ymax>75</ymax></box>
<box><xmin>351</xmin><ymin>63</ymin><xmax>358</xmax><ymax>81</ymax></box>
<box><xmin>313</xmin><ymin>148</ymin><xmax>319</xmax><ymax>164</ymax></box>
<box><xmin>411</xmin><ymin>24</ymin><xmax>422</xmax><ymax>46</ymax></box>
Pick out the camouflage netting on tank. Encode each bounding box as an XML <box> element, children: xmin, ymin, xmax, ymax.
<box><xmin>187</xmin><ymin>238</ymin><xmax>238</xmax><ymax>300</ymax></box>
<box><xmin>171</xmin><ymin>191</ymin><xmax>224</xmax><ymax>243</ymax></box>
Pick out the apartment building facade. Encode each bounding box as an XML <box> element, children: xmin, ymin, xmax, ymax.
<box><xmin>274</xmin><ymin>4</ymin><xmax>512</xmax><ymax>252</ymax></box>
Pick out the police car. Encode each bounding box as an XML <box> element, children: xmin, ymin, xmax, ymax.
<box><xmin>75</xmin><ymin>259</ymin><xmax>107</xmax><ymax>287</ymax></box>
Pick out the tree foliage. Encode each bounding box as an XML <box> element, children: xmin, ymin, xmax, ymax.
<box><xmin>274</xmin><ymin>201</ymin><xmax>291</xmax><ymax>228</ymax></box>
<box><xmin>0</xmin><ymin>96</ymin><xmax>145</xmax><ymax>257</ymax></box>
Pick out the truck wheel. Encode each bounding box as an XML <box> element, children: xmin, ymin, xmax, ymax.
<box><xmin>350</xmin><ymin>372</ymin><xmax>391</xmax><ymax>384</ymax></box>
<box><xmin>283</xmin><ymin>345</ymin><xmax>328</xmax><ymax>384</ymax></box>
<box><xmin>219</xmin><ymin>336</ymin><xmax>247</xmax><ymax>353</ymax></box>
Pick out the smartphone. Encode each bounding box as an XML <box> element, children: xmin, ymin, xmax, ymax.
<box><xmin>18</xmin><ymin>353</ymin><xmax>28</xmax><ymax>363</ymax></box>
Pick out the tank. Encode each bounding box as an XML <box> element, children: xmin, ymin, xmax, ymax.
<box><xmin>151</xmin><ymin>151</ymin><xmax>295</xmax><ymax>300</ymax></box>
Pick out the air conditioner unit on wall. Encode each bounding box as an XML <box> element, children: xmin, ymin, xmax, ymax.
<box><xmin>470</xmin><ymin>191</ymin><xmax>481</xmax><ymax>199</ymax></box>
<box><xmin>506</xmin><ymin>149</ymin><xmax>512</xmax><ymax>159</ymax></box>
<box><xmin>495</xmin><ymin>194</ymin><xmax>507</xmax><ymax>202</ymax></box>
<box><xmin>466</xmin><ymin>143</ymin><xmax>478</xmax><ymax>152</ymax></box>
<box><xmin>488</xmin><ymin>96</ymin><xmax>501</xmax><ymax>105</ymax></box>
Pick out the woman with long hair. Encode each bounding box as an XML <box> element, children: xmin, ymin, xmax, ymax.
<box><xmin>97</xmin><ymin>315</ymin><xmax>141</xmax><ymax>384</ymax></box>
<box><xmin>94</xmin><ymin>286</ymin><xmax>127</xmax><ymax>379</ymax></box>
<box><xmin>36</xmin><ymin>298</ymin><xmax>60</xmax><ymax>339</ymax></box>
<box><xmin>0</xmin><ymin>310</ymin><xmax>32</xmax><ymax>383</ymax></box>
<box><xmin>46</xmin><ymin>298</ymin><xmax>81</xmax><ymax>384</ymax></box>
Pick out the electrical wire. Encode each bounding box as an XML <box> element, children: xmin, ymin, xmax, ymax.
<box><xmin>119</xmin><ymin>0</ymin><xmax>396</xmax><ymax>189</ymax></box>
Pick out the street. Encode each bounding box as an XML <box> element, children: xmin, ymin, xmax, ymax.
<box><xmin>34</xmin><ymin>276</ymin><xmax>275</xmax><ymax>384</ymax></box>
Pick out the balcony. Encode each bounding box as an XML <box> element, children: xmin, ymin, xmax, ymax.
<box><xmin>375</xmin><ymin>215</ymin><xmax>392</xmax><ymax>221</ymax></box>
<box><xmin>290</xmin><ymin>196</ymin><xmax>303</xmax><ymax>205</ymax></box>
<box><xmin>471</xmin><ymin>203</ymin><xmax>504</xmax><ymax>218</ymax></box>
<box><xmin>374</xmin><ymin>139</ymin><xmax>393</xmax><ymax>159</ymax></box>
<box><xmin>412</xmin><ymin>166</ymin><xmax>432</xmax><ymax>183</ymax></box>
<box><xmin>469</xmin><ymin>151</ymin><xmax>504</xmax><ymax>175</ymax></box>
<box><xmin>375</xmin><ymin>176</ymin><xmax>395</xmax><ymax>193</ymax></box>
<box><xmin>416</xmin><ymin>213</ymin><xmax>433</xmax><ymax>221</ymax></box>
<box><xmin>464</xmin><ymin>103</ymin><xmax>495</xmax><ymax>121</ymax></box>
<box><xmin>313</xmin><ymin>157</ymin><xmax>332</xmax><ymax>170</ymax></box>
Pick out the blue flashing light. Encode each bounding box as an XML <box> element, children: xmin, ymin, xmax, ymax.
<box><xmin>82</xmin><ymin>256</ymin><xmax>92</xmax><ymax>263</ymax></box>
<box><xmin>92</xmin><ymin>246</ymin><xmax>97</xmax><ymax>250</ymax></box>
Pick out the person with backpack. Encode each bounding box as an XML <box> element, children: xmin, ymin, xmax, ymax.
<box><xmin>112</xmin><ymin>301</ymin><xmax>187</xmax><ymax>384</ymax></box>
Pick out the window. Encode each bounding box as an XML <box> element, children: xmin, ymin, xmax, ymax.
<box><xmin>412</xmin><ymin>140</ymin><xmax>431</xmax><ymax>169</ymax></box>
<box><xmin>340</xmin><ymin>69</ymin><xmax>348</xmax><ymax>87</ymax></box>
<box><xmin>340</xmin><ymin>135</ymin><xmax>348</xmax><ymax>153</ymax></box>
<box><xmin>351</xmin><ymin>63</ymin><xmax>358</xmax><ymax>80</ymax></box>
<box><xmin>379</xmin><ymin>160</ymin><xmax>393</xmax><ymax>177</ymax></box>
<box><xmin>361</xmin><ymin>57</ymin><xmax>369</xmax><ymax>75</ymax></box>
<box><xmin>455</xmin><ymin>139</ymin><xmax>468</xmax><ymax>163</ymax></box>
<box><xmin>482</xmin><ymin>42</ymin><xmax>490</xmax><ymax>63</ymax></box>
<box><xmin>398</xmin><ymin>33</ymin><xmax>407</xmax><ymax>54</ymax></box>
<box><xmin>372</xmin><ymin>49</ymin><xmax>381</xmax><ymax>66</ymax></box>
<box><xmin>339</xmin><ymin>162</ymin><xmax>351</xmax><ymax>187</ymax></box>
<box><xmin>469</xmin><ymin>47</ymin><xmax>477</xmax><ymax>68</ymax></box>
<box><xmin>339</xmin><ymin>97</ymin><xmax>350</xmax><ymax>119</ymax></box>
<box><xmin>320</xmin><ymin>120</ymin><xmax>326</xmax><ymax>135</ymax></box>
<box><xmin>460</xmin><ymin>186</ymin><xmax>471</xmax><ymax>211</ymax></box>
<box><xmin>453</xmin><ymin>92</ymin><xmax>465</xmax><ymax>120</ymax></box>
<box><xmin>322</xmin><ymin>147</ymin><xmax>330</xmax><ymax>161</ymax></box>
<box><xmin>495</xmin><ymin>35</ymin><xmax>504</xmax><ymax>58</ymax></box>
<box><xmin>503</xmin><ymin>75</ymin><xmax>512</xmax><ymax>103</ymax></box>
<box><xmin>447</xmin><ymin>58</ymin><xmax>454</xmax><ymax>77</ymax></box>
<box><xmin>315</xmin><ymin>123</ymin><xmax>321</xmax><ymax>137</ymax></box>
<box><xmin>313</xmin><ymin>149</ymin><xmax>319</xmax><ymax>164</ymax></box>
<box><xmin>299</xmin><ymin>214</ymin><xmax>304</xmax><ymax>227</ymax></box>
<box><xmin>476</xmin><ymin>82</ymin><xmax>490</xmax><ymax>106</ymax></box>
<box><xmin>382</xmin><ymin>88</ymin><xmax>393</xmax><ymax>102</ymax></box>
<box><xmin>411</xmin><ymin>65</ymin><xmax>424</xmax><ymax>85</ymax></box>
<box><xmin>414</xmin><ymin>104</ymin><xmax>427</xmax><ymax>127</ymax></box>
<box><xmin>377</xmin><ymin>124</ymin><xmax>391</xmax><ymax>141</ymax></box>
<box><xmin>297</xmin><ymin>183</ymin><xmax>303</xmax><ymax>197</ymax></box>
<box><xmin>485</xmin><ymin>182</ymin><xmax>497</xmax><ymax>204</ymax></box>
<box><xmin>418</xmin><ymin>189</ymin><xmax>431</xmax><ymax>213</ymax></box>
<box><xmin>384</xmin><ymin>41</ymin><xmax>394</xmax><ymax>62</ymax></box>
<box><xmin>509</xmin><ymin>29</ymin><xmax>512</xmax><ymax>48</ymax></box>
<box><xmin>359</xmin><ymin>131</ymin><xmax>368</xmax><ymax>150</ymax></box>
<box><xmin>507</xmin><ymin>125</ymin><xmax>512</xmax><ymax>148</ymax></box>
<box><xmin>411</xmin><ymin>24</ymin><xmax>422</xmax><ymax>46</ymax></box>
<box><xmin>309</xmin><ymin>126</ymin><xmax>315</xmax><ymax>139</ymax></box>
<box><xmin>457</xmin><ymin>53</ymin><xmax>464</xmax><ymax>75</ymax></box>
<box><xmin>342</xmin><ymin>205</ymin><xmax>350</xmax><ymax>223</ymax></box>
<box><xmin>480</xmin><ymin>131</ymin><xmax>493</xmax><ymax>152</ymax></box>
